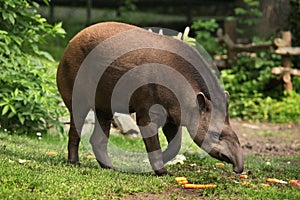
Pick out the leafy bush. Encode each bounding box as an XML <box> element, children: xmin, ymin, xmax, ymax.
<box><xmin>191</xmin><ymin>19</ymin><xmax>225</xmax><ymax>55</ymax></box>
<box><xmin>222</xmin><ymin>52</ymin><xmax>300</xmax><ymax>123</ymax></box>
<box><xmin>0</xmin><ymin>0</ymin><xmax>66</xmax><ymax>134</ymax></box>
<box><xmin>191</xmin><ymin>0</ymin><xmax>300</xmax><ymax>123</ymax></box>
<box><xmin>233</xmin><ymin>0</ymin><xmax>262</xmax><ymax>36</ymax></box>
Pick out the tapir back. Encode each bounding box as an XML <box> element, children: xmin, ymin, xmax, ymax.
<box><xmin>57</xmin><ymin>22</ymin><xmax>139</xmax><ymax>110</ymax></box>
<box><xmin>57</xmin><ymin>22</ymin><xmax>209</xmax><ymax>114</ymax></box>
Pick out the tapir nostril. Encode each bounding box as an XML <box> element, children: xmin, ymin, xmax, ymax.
<box><xmin>233</xmin><ymin>166</ymin><xmax>244</xmax><ymax>174</ymax></box>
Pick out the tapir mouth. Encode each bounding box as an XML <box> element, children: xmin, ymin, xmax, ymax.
<box><xmin>219</xmin><ymin>152</ymin><xmax>244</xmax><ymax>174</ymax></box>
<box><xmin>219</xmin><ymin>153</ymin><xmax>232</xmax><ymax>164</ymax></box>
<box><xmin>209</xmin><ymin>147</ymin><xmax>244</xmax><ymax>174</ymax></box>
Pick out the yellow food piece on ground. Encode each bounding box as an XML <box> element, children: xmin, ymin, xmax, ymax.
<box><xmin>45</xmin><ymin>152</ymin><xmax>58</xmax><ymax>155</ymax></box>
<box><xmin>240</xmin><ymin>181</ymin><xmax>249</xmax><ymax>185</ymax></box>
<box><xmin>215</xmin><ymin>162</ymin><xmax>225</xmax><ymax>167</ymax></box>
<box><xmin>260</xmin><ymin>183</ymin><xmax>270</xmax><ymax>187</ymax></box>
<box><xmin>184</xmin><ymin>184</ymin><xmax>217</xmax><ymax>189</ymax></box>
<box><xmin>177</xmin><ymin>180</ymin><xmax>189</xmax><ymax>184</ymax></box>
<box><xmin>175</xmin><ymin>177</ymin><xmax>187</xmax><ymax>182</ymax></box>
<box><xmin>85</xmin><ymin>154</ymin><xmax>95</xmax><ymax>159</ymax></box>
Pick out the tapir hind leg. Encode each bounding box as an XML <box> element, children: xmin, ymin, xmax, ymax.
<box><xmin>90</xmin><ymin>110</ymin><xmax>113</xmax><ymax>169</ymax></box>
<box><xmin>68</xmin><ymin>108</ymin><xmax>89</xmax><ymax>165</ymax></box>
<box><xmin>162</xmin><ymin>123</ymin><xmax>182</xmax><ymax>164</ymax></box>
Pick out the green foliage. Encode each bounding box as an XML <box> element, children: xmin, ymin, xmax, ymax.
<box><xmin>191</xmin><ymin>19</ymin><xmax>225</xmax><ymax>55</ymax></box>
<box><xmin>117</xmin><ymin>0</ymin><xmax>138</xmax><ymax>21</ymax></box>
<box><xmin>222</xmin><ymin>52</ymin><xmax>300</xmax><ymax>123</ymax></box>
<box><xmin>232</xmin><ymin>0</ymin><xmax>262</xmax><ymax>36</ymax></box>
<box><xmin>191</xmin><ymin>1</ymin><xmax>300</xmax><ymax>123</ymax></box>
<box><xmin>0</xmin><ymin>0</ymin><xmax>66</xmax><ymax>134</ymax></box>
<box><xmin>119</xmin><ymin>0</ymin><xmax>137</xmax><ymax>13</ymax></box>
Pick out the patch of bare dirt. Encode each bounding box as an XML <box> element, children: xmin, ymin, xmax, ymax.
<box><xmin>231</xmin><ymin>120</ymin><xmax>300</xmax><ymax>156</ymax></box>
<box><xmin>122</xmin><ymin>188</ymin><xmax>205</xmax><ymax>200</ymax></box>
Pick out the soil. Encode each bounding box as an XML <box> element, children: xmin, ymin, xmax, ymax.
<box><xmin>123</xmin><ymin>188</ymin><xmax>201</xmax><ymax>200</ymax></box>
<box><xmin>122</xmin><ymin>120</ymin><xmax>300</xmax><ymax>200</ymax></box>
<box><xmin>231</xmin><ymin>119</ymin><xmax>300</xmax><ymax>157</ymax></box>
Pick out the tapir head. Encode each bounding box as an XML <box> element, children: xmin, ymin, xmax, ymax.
<box><xmin>195</xmin><ymin>91</ymin><xmax>244</xmax><ymax>174</ymax></box>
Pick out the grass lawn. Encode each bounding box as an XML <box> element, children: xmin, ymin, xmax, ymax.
<box><xmin>0</xmin><ymin>130</ymin><xmax>299</xmax><ymax>199</ymax></box>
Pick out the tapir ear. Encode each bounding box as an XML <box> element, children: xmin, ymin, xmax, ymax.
<box><xmin>224</xmin><ymin>91</ymin><xmax>230</xmax><ymax>109</ymax></box>
<box><xmin>197</xmin><ymin>92</ymin><xmax>210</xmax><ymax>111</ymax></box>
<box><xmin>224</xmin><ymin>91</ymin><xmax>230</xmax><ymax>123</ymax></box>
<box><xmin>224</xmin><ymin>91</ymin><xmax>230</xmax><ymax>100</ymax></box>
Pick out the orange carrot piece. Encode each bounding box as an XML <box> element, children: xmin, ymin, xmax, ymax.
<box><xmin>260</xmin><ymin>183</ymin><xmax>270</xmax><ymax>187</ymax></box>
<box><xmin>290</xmin><ymin>180</ymin><xmax>300</xmax><ymax>187</ymax></box>
<box><xmin>267</xmin><ymin>178</ymin><xmax>277</xmax><ymax>183</ymax></box>
<box><xmin>240</xmin><ymin>174</ymin><xmax>248</xmax><ymax>179</ymax></box>
<box><xmin>175</xmin><ymin>177</ymin><xmax>188</xmax><ymax>184</ymax></box>
<box><xmin>175</xmin><ymin>177</ymin><xmax>187</xmax><ymax>181</ymax></box>
<box><xmin>267</xmin><ymin>178</ymin><xmax>287</xmax><ymax>184</ymax></box>
<box><xmin>177</xmin><ymin>180</ymin><xmax>189</xmax><ymax>184</ymax></box>
<box><xmin>184</xmin><ymin>184</ymin><xmax>217</xmax><ymax>189</ymax></box>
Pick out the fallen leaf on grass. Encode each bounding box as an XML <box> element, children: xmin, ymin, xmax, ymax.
<box><xmin>85</xmin><ymin>154</ymin><xmax>95</xmax><ymax>159</ymax></box>
<box><xmin>18</xmin><ymin>159</ymin><xmax>29</xmax><ymax>164</ymax></box>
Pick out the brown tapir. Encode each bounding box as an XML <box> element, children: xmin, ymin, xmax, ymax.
<box><xmin>57</xmin><ymin>21</ymin><xmax>244</xmax><ymax>175</ymax></box>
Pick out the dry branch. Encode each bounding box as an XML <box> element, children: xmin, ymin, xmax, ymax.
<box><xmin>271</xmin><ymin>67</ymin><xmax>300</xmax><ymax>76</ymax></box>
<box><xmin>217</xmin><ymin>32</ymin><xmax>272</xmax><ymax>53</ymax></box>
<box><xmin>274</xmin><ymin>47</ymin><xmax>300</xmax><ymax>55</ymax></box>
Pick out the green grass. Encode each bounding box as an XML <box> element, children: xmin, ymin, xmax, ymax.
<box><xmin>1</xmin><ymin>131</ymin><xmax>299</xmax><ymax>199</ymax></box>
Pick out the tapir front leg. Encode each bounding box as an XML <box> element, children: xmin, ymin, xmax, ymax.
<box><xmin>138</xmin><ymin>118</ymin><xmax>168</xmax><ymax>176</ymax></box>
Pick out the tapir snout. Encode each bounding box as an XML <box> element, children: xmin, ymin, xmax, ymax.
<box><xmin>208</xmin><ymin>128</ymin><xmax>244</xmax><ymax>174</ymax></box>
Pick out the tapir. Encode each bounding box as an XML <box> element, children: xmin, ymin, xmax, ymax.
<box><xmin>56</xmin><ymin>21</ymin><xmax>244</xmax><ymax>175</ymax></box>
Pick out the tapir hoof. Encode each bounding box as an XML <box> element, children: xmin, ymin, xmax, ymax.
<box><xmin>68</xmin><ymin>160</ymin><xmax>81</xmax><ymax>166</ymax></box>
<box><xmin>97</xmin><ymin>160</ymin><xmax>114</xmax><ymax>170</ymax></box>
<box><xmin>154</xmin><ymin>168</ymin><xmax>169</xmax><ymax>176</ymax></box>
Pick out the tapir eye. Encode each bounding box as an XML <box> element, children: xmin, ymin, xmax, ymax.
<box><xmin>212</xmin><ymin>132</ymin><xmax>220</xmax><ymax>140</ymax></box>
